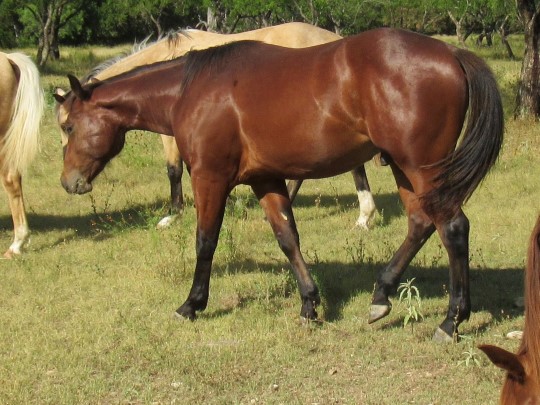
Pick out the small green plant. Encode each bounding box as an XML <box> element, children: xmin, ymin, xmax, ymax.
<box><xmin>458</xmin><ymin>336</ymin><xmax>482</xmax><ymax>367</ymax></box>
<box><xmin>397</xmin><ymin>278</ymin><xmax>424</xmax><ymax>331</ymax></box>
<box><xmin>344</xmin><ymin>237</ymin><xmax>365</xmax><ymax>265</ymax></box>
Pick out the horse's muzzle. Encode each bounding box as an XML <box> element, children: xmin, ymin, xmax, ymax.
<box><xmin>60</xmin><ymin>171</ymin><xmax>93</xmax><ymax>194</ymax></box>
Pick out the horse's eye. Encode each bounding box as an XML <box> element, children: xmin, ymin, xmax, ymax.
<box><xmin>62</xmin><ymin>125</ymin><xmax>73</xmax><ymax>135</ymax></box>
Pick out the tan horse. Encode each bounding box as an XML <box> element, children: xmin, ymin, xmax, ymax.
<box><xmin>56</xmin><ymin>22</ymin><xmax>376</xmax><ymax>229</ymax></box>
<box><xmin>0</xmin><ymin>52</ymin><xmax>43</xmax><ymax>258</ymax></box>
<box><xmin>480</xmin><ymin>216</ymin><xmax>540</xmax><ymax>404</ymax></box>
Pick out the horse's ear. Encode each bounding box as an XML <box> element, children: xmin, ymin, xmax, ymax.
<box><xmin>479</xmin><ymin>344</ymin><xmax>526</xmax><ymax>383</ymax></box>
<box><xmin>53</xmin><ymin>87</ymin><xmax>66</xmax><ymax>103</ymax></box>
<box><xmin>67</xmin><ymin>74</ymin><xmax>91</xmax><ymax>100</ymax></box>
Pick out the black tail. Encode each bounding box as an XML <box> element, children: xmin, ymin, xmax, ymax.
<box><xmin>421</xmin><ymin>49</ymin><xmax>504</xmax><ymax>219</ymax></box>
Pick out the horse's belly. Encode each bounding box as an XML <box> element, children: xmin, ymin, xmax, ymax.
<box><xmin>239</xmin><ymin>132</ymin><xmax>378</xmax><ymax>182</ymax></box>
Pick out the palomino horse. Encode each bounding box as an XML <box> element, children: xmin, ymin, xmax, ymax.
<box><xmin>55</xmin><ymin>28</ymin><xmax>504</xmax><ymax>341</ymax></box>
<box><xmin>56</xmin><ymin>22</ymin><xmax>376</xmax><ymax>229</ymax></box>
<box><xmin>480</xmin><ymin>217</ymin><xmax>540</xmax><ymax>404</ymax></box>
<box><xmin>0</xmin><ymin>52</ymin><xmax>43</xmax><ymax>258</ymax></box>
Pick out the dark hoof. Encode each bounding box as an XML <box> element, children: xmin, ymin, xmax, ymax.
<box><xmin>172</xmin><ymin>312</ymin><xmax>193</xmax><ymax>322</ymax></box>
<box><xmin>175</xmin><ymin>305</ymin><xmax>196</xmax><ymax>321</ymax></box>
<box><xmin>368</xmin><ymin>304</ymin><xmax>391</xmax><ymax>324</ymax></box>
<box><xmin>300</xmin><ymin>316</ymin><xmax>323</xmax><ymax>327</ymax></box>
<box><xmin>432</xmin><ymin>327</ymin><xmax>455</xmax><ymax>343</ymax></box>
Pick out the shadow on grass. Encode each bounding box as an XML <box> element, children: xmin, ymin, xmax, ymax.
<box><xmin>5</xmin><ymin>195</ymin><xmax>521</xmax><ymax>333</ymax></box>
<box><xmin>293</xmin><ymin>191</ymin><xmax>403</xmax><ymax>224</ymax></box>
<box><xmin>0</xmin><ymin>199</ymin><xmax>171</xmax><ymax>241</ymax></box>
<box><xmin>203</xmin><ymin>254</ymin><xmax>524</xmax><ymax>333</ymax></box>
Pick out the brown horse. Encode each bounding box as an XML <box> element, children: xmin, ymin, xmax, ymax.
<box><xmin>55</xmin><ymin>22</ymin><xmax>377</xmax><ymax>229</ymax></box>
<box><xmin>480</xmin><ymin>217</ymin><xmax>540</xmax><ymax>404</ymax></box>
<box><xmin>0</xmin><ymin>52</ymin><xmax>43</xmax><ymax>258</ymax></box>
<box><xmin>55</xmin><ymin>28</ymin><xmax>504</xmax><ymax>341</ymax></box>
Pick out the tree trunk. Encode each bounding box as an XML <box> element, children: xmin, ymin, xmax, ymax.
<box><xmin>36</xmin><ymin>3</ymin><xmax>55</xmax><ymax>67</ymax></box>
<box><xmin>448</xmin><ymin>11</ymin><xmax>468</xmax><ymax>47</ymax></box>
<box><xmin>207</xmin><ymin>6</ymin><xmax>218</xmax><ymax>32</ymax></box>
<box><xmin>515</xmin><ymin>0</ymin><xmax>540</xmax><ymax>118</ymax></box>
<box><xmin>498</xmin><ymin>16</ymin><xmax>515</xmax><ymax>60</ymax></box>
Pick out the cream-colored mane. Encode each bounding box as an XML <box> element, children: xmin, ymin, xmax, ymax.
<box><xmin>93</xmin><ymin>23</ymin><xmax>341</xmax><ymax>81</ymax></box>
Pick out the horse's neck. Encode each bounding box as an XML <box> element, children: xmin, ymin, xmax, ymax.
<box><xmin>100</xmin><ymin>68</ymin><xmax>178</xmax><ymax>135</ymax></box>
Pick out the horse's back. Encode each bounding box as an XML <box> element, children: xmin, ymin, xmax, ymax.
<box><xmin>176</xmin><ymin>29</ymin><xmax>471</xmax><ymax>181</ymax></box>
<box><xmin>234</xmin><ymin>22</ymin><xmax>341</xmax><ymax>46</ymax></box>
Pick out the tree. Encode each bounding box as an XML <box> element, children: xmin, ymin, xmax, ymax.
<box><xmin>515</xmin><ymin>0</ymin><xmax>540</xmax><ymax>118</ymax></box>
<box><xmin>16</xmin><ymin>0</ymin><xmax>86</xmax><ymax>67</ymax></box>
<box><xmin>0</xmin><ymin>0</ymin><xmax>19</xmax><ymax>48</ymax></box>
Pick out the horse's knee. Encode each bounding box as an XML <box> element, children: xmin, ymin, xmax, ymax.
<box><xmin>441</xmin><ymin>213</ymin><xmax>470</xmax><ymax>252</ymax></box>
<box><xmin>196</xmin><ymin>233</ymin><xmax>217</xmax><ymax>261</ymax></box>
<box><xmin>166</xmin><ymin>162</ymin><xmax>182</xmax><ymax>181</ymax></box>
<box><xmin>408</xmin><ymin>212</ymin><xmax>435</xmax><ymax>241</ymax></box>
<box><xmin>275</xmin><ymin>228</ymin><xmax>300</xmax><ymax>258</ymax></box>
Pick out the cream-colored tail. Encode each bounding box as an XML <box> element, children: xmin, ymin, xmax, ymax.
<box><xmin>3</xmin><ymin>53</ymin><xmax>43</xmax><ymax>173</ymax></box>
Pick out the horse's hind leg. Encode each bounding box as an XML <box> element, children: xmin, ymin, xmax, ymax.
<box><xmin>253</xmin><ymin>179</ymin><xmax>320</xmax><ymax>319</ymax></box>
<box><xmin>1</xmin><ymin>169</ymin><xmax>29</xmax><ymax>258</ymax></box>
<box><xmin>369</xmin><ymin>166</ymin><xmax>435</xmax><ymax>323</ymax></box>
<box><xmin>351</xmin><ymin>166</ymin><xmax>376</xmax><ymax>230</ymax></box>
<box><xmin>370</xmin><ymin>164</ymin><xmax>471</xmax><ymax>341</ymax></box>
<box><xmin>157</xmin><ymin>134</ymin><xmax>184</xmax><ymax>229</ymax></box>
<box><xmin>432</xmin><ymin>208</ymin><xmax>470</xmax><ymax>342</ymax></box>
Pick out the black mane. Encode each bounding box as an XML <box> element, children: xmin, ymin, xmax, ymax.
<box><xmin>181</xmin><ymin>40</ymin><xmax>262</xmax><ymax>91</ymax></box>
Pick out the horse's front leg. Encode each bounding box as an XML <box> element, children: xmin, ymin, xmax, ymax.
<box><xmin>252</xmin><ymin>179</ymin><xmax>320</xmax><ymax>320</ymax></box>
<box><xmin>175</xmin><ymin>176</ymin><xmax>229</xmax><ymax>320</ymax></box>
<box><xmin>1</xmin><ymin>169</ymin><xmax>29</xmax><ymax>258</ymax></box>
<box><xmin>157</xmin><ymin>134</ymin><xmax>184</xmax><ymax>229</ymax></box>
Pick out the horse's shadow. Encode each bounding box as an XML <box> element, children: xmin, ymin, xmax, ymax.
<box><xmin>0</xmin><ymin>196</ymin><xmax>522</xmax><ymax>333</ymax></box>
<box><xmin>208</xmin><ymin>257</ymin><xmax>524</xmax><ymax>332</ymax></box>
<box><xmin>293</xmin><ymin>191</ymin><xmax>403</xmax><ymax>225</ymax></box>
<box><xmin>0</xmin><ymin>200</ymin><xmax>171</xmax><ymax>247</ymax></box>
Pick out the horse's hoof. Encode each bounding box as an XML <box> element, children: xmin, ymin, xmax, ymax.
<box><xmin>172</xmin><ymin>312</ymin><xmax>188</xmax><ymax>322</ymax></box>
<box><xmin>432</xmin><ymin>327</ymin><xmax>454</xmax><ymax>343</ymax></box>
<box><xmin>173</xmin><ymin>307</ymin><xmax>196</xmax><ymax>322</ymax></box>
<box><xmin>300</xmin><ymin>316</ymin><xmax>322</xmax><ymax>327</ymax></box>
<box><xmin>3</xmin><ymin>249</ymin><xmax>18</xmax><ymax>259</ymax></box>
<box><xmin>368</xmin><ymin>304</ymin><xmax>391</xmax><ymax>324</ymax></box>
<box><xmin>355</xmin><ymin>218</ymin><xmax>371</xmax><ymax>230</ymax></box>
<box><xmin>157</xmin><ymin>214</ymin><xmax>178</xmax><ymax>229</ymax></box>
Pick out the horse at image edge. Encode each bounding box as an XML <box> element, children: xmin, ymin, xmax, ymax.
<box><xmin>480</xmin><ymin>216</ymin><xmax>540</xmax><ymax>404</ymax></box>
<box><xmin>0</xmin><ymin>52</ymin><xmax>43</xmax><ymax>258</ymax></box>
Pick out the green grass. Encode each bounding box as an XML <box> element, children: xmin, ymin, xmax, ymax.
<box><xmin>0</xmin><ymin>37</ymin><xmax>538</xmax><ymax>404</ymax></box>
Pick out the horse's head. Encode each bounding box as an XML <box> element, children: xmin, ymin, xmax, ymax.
<box><xmin>54</xmin><ymin>75</ymin><xmax>126</xmax><ymax>195</ymax></box>
<box><xmin>480</xmin><ymin>344</ymin><xmax>540</xmax><ymax>404</ymax></box>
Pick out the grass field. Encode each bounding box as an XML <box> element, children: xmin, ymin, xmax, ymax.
<box><xmin>0</xmin><ymin>34</ymin><xmax>538</xmax><ymax>404</ymax></box>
